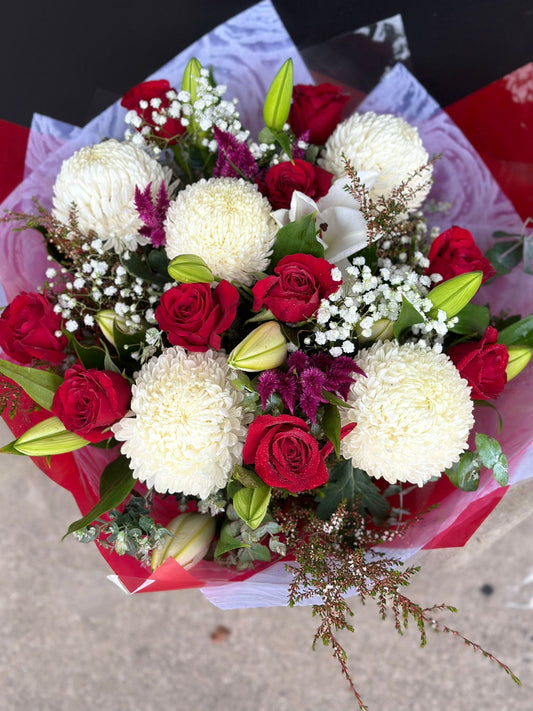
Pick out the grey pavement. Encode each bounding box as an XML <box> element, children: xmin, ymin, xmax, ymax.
<box><xmin>1</xmin><ymin>418</ymin><xmax>532</xmax><ymax>711</ymax></box>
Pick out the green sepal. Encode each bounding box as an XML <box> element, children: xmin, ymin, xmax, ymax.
<box><xmin>263</xmin><ymin>58</ymin><xmax>293</xmax><ymax>132</ymax></box>
<box><xmin>497</xmin><ymin>314</ymin><xmax>533</xmax><ymax>348</ymax></box>
<box><xmin>233</xmin><ymin>484</ymin><xmax>271</xmax><ymax>530</ymax></box>
<box><xmin>322</xmin><ymin>403</ymin><xmax>341</xmax><ymax>457</ymax></box>
<box><xmin>2</xmin><ymin>416</ymin><xmax>89</xmax><ymax>456</ymax></box>
<box><xmin>393</xmin><ymin>296</ymin><xmax>425</xmax><ymax>340</ymax></box>
<box><xmin>270</xmin><ymin>213</ymin><xmax>323</xmax><ymax>267</ymax></box>
<box><xmin>445</xmin><ymin>451</ymin><xmax>481</xmax><ymax>491</ymax></box>
<box><xmin>0</xmin><ymin>359</ymin><xmax>63</xmax><ymax>411</ymax></box>
<box><xmin>63</xmin><ymin>455</ymin><xmax>135</xmax><ymax>539</ymax></box>
<box><xmin>451</xmin><ymin>303</ymin><xmax>491</xmax><ymax>337</ymax></box>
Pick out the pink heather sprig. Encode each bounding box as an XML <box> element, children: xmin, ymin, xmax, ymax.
<box><xmin>134</xmin><ymin>182</ymin><xmax>170</xmax><ymax>247</ymax></box>
<box><xmin>257</xmin><ymin>351</ymin><xmax>364</xmax><ymax>422</ymax></box>
<box><xmin>212</xmin><ymin>126</ymin><xmax>259</xmax><ymax>180</ymax></box>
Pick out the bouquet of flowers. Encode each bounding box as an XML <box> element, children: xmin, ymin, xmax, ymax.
<box><xmin>1</xmin><ymin>3</ymin><xmax>531</xmax><ymax>706</ymax></box>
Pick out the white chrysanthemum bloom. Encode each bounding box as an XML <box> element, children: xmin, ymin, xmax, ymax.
<box><xmin>52</xmin><ymin>139</ymin><xmax>166</xmax><ymax>253</ymax></box>
<box><xmin>112</xmin><ymin>347</ymin><xmax>249</xmax><ymax>498</ymax></box>
<box><xmin>164</xmin><ymin>177</ymin><xmax>277</xmax><ymax>285</ymax></box>
<box><xmin>340</xmin><ymin>340</ymin><xmax>474</xmax><ymax>486</ymax></box>
<box><xmin>318</xmin><ymin>112</ymin><xmax>432</xmax><ymax>210</ymax></box>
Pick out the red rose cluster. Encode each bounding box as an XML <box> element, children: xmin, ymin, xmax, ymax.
<box><xmin>426</xmin><ymin>226</ymin><xmax>496</xmax><ymax>283</ymax></box>
<box><xmin>155</xmin><ymin>280</ymin><xmax>239</xmax><ymax>351</ymax></box>
<box><xmin>121</xmin><ymin>79</ymin><xmax>185</xmax><ymax>144</ymax></box>
<box><xmin>252</xmin><ymin>254</ymin><xmax>339</xmax><ymax>323</ymax></box>
<box><xmin>0</xmin><ymin>291</ymin><xmax>67</xmax><ymax>364</ymax></box>
<box><xmin>448</xmin><ymin>326</ymin><xmax>508</xmax><ymax>400</ymax></box>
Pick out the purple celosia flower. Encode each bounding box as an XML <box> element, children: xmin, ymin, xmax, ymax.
<box><xmin>256</xmin><ymin>349</ymin><xmax>365</xmax><ymax>423</ymax></box>
<box><xmin>212</xmin><ymin>126</ymin><xmax>259</xmax><ymax>180</ymax></box>
<box><xmin>134</xmin><ymin>181</ymin><xmax>170</xmax><ymax>247</ymax></box>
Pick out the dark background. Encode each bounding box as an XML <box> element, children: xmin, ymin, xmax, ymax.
<box><xmin>1</xmin><ymin>0</ymin><xmax>532</xmax><ymax>128</ymax></box>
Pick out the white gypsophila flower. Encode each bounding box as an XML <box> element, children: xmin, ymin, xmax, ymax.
<box><xmin>164</xmin><ymin>178</ymin><xmax>277</xmax><ymax>286</ymax></box>
<box><xmin>318</xmin><ymin>112</ymin><xmax>432</xmax><ymax>210</ymax></box>
<box><xmin>52</xmin><ymin>139</ymin><xmax>166</xmax><ymax>253</ymax></box>
<box><xmin>340</xmin><ymin>340</ymin><xmax>474</xmax><ymax>486</ymax></box>
<box><xmin>112</xmin><ymin>347</ymin><xmax>249</xmax><ymax>499</ymax></box>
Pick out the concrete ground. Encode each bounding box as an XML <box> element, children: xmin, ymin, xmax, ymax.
<box><xmin>0</xmin><ymin>417</ymin><xmax>532</xmax><ymax>711</ymax></box>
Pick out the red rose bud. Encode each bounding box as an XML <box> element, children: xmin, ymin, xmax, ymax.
<box><xmin>289</xmin><ymin>83</ymin><xmax>349</xmax><ymax>145</ymax></box>
<box><xmin>155</xmin><ymin>280</ymin><xmax>239</xmax><ymax>352</ymax></box>
<box><xmin>0</xmin><ymin>292</ymin><xmax>67</xmax><ymax>364</ymax></box>
<box><xmin>259</xmin><ymin>159</ymin><xmax>333</xmax><ymax>210</ymax></box>
<box><xmin>121</xmin><ymin>79</ymin><xmax>185</xmax><ymax>144</ymax></box>
<box><xmin>448</xmin><ymin>326</ymin><xmax>509</xmax><ymax>400</ymax></box>
<box><xmin>243</xmin><ymin>414</ymin><xmax>329</xmax><ymax>493</ymax></box>
<box><xmin>52</xmin><ymin>365</ymin><xmax>131</xmax><ymax>443</ymax></box>
<box><xmin>252</xmin><ymin>253</ymin><xmax>340</xmax><ymax>323</ymax></box>
<box><xmin>426</xmin><ymin>225</ymin><xmax>496</xmax><ymax>283</ymax></box>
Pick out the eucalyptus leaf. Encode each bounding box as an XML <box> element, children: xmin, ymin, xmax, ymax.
<box><xmin>249</xmin><ymin>543</ymin><xmax>271</xmax><ymax>562</ymax></box>
<box><xmin>233</xmin><ymin>484</ymin><xmax>271</xmax><ymax>530</ymax></box>
<box><xmin>493</xmin><ymin>457</ymin><xmax>509</xmax><ymax>486</ymax></box>
<box><xmin>445</xmin><ymin>451</ymin><xmax>481</xmax><ymax>491</ymax></box>
<box><xmin>63</xmin><ymin>455</ymin><xmax>135</xmax><ymax>539</ymax></box>
<box><xmin>485</xmin><ymin>240</ymin><xmax>523</xmax><ymax>277</ymax></box>
<box><xmin>0</xmin><ymin>359</ymin><xmax>63</xmax><ymax>411</ymax></box>
<box><xmin>214</xmin><ymin>521</ymin><xmax>247</xmax><ymax>557</ymax></box>
<box><xmin>474</xmin><ymin>433</ymin><xmax>503</xmax><ymax>469</ymax></box>
<box><xmin>523</xmin><ymin>234</ymin><xmax>533</xmax><ymax>274</ymax></box>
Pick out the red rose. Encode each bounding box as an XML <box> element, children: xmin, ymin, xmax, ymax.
<box><xmin>448</xmin><ymin>326</ymin><xmax>509</xmax><ymax>400</ymax></box>
<box><xmin>426</xmin><ymin>226</ymin><xmax>496</xmax><ymax>283</ymax></box>
<box><xmin>252</xmin><ymin>254</ymin><xmax>339</xmax><ymax>323</ymax></box>
<box><xmin>155</xmin><ymin>280</ymin><xmax>239</xmax><ymax>352</ymax></box>
<box><xmin>0</xmin><ymin>291</ymin><xmax>67</xmax><ymax>364</ymax></box>
<box><xmin>289</xmin><ymin>83</ymin><xmax>350</xmax><ymax>145</ymax></box>
<box><xmin>121</xmin><ymin>79</ymin><xmax>185</xmax><ymax>144</ymax></box>
<box><xmin>259</xmin><ymin>159</ymin><xmax>333</xmax><ymax>210</ymax></box>
<box><xmin>243</xmin><ymin>414</ymin><xmax>329</xmax><ymax>492</ymax></box>
<box><xmin>52</xmin><ymin>365</ymin><xmax>131</xmax><ymax>443</ymax></box>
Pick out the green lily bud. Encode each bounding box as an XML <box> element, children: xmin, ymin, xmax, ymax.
<box><xmin>95</xmin><ymin>310</ymin><xmax>130</xmax><ymax>348</ymax></box>
<box><xmin>356</xmin><ymin>317</ymin><xmax>394</xmax><ymax>345</ymax></box>
<box><xmin>1</xmin><ymin>416</ymin><xmax>89</xmax><ymax>456</ymax></box>
<box><xmin>167</xmin><ymin>254</ymin><xmax>214</xmax><ymax>283</ymax></box>
<box><xmin>263</xmin><ymin>58</ymin><xmax>293</xmax><ymax>132</ymax></box>
<box><xmin>181</xmin><ymin>57</ymin><xmax>203</xmax><ymax>103</ymax></box>
<box><xmin>505</xmin><ymin>345</ymin><xmax>532</xmax><ymax>381</ymax></box>
<box><xmin>428</xmin><ymin>271</ymin><xmax>483</xmax><ymax>319</ymax></box>
<box><xmin>227</xmin><ymin>322</ymin><xmax>287</xmax><ymax>372</ymax></box>
<box><xmin>151</xmin><ymin>512</ymin><xmax>216</xmax><ymax>572</ymax></box>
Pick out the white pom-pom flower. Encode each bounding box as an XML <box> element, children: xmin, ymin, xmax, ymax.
<box><xmin>319</xmin><ymin>112</ymin><xmax>432</xmax><ymax>210</ymax></box>
<box><xmin>112</xmin><ymin>347</ymin><xmax>249</xmax><ymax>499</ymax></box>
<box><xmin>52</xmin><ymin>138</ymin><xmax>166</xmax><ymax>253</ymax></box>
<box><xmin>164</xmin><ymin>177</ymin><xmax>277</xmax><ymax>286</ymax></box>
<box><xmin>340</xmin><ymin>340</ymin><xmax>474</xmax><ymax>486</ymax></box>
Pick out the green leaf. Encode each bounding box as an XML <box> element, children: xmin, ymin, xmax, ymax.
<box><xmin>0</xmin><ymin>359</ymin><xmax>63</xmax><ymax>411</ymax></box>
<box><xmin>320</xmin><ymin>390</ymin><xmax>350</xmax><ymax>409</ymax></box>
<box><xmin>475</xmin><ymin>433</ymin><xmax>502</xmax><ymax>468</ymax></box>
<box><xmin>322</xmin><ymin>403</ymin><xmax>341</xmax><ymax>457</ymax></box>
<box><xmin>147</xmin><ymin>248</ymin><xmax>170</xmax><ymax>277</ymax></box>
<box><xmin>258</xmin><ymin>127</ymin><xmax>276</xmax><ymax>144</ymax></box>
<box><xmin>523</xmin><ymin>234</ymin><xmax>533</xmax><ymax>274</ymax></box>
<box><xmin>492</xmin><ymin>457</ymin><xmax>509</xmax><ymax>486</ymax></box>
<box><xmin>316</xmin><ymin>459</ymin><xmax>389</xmax><ymax>521</ymax></box>
<box><xmin>65</xmin><ymin>331</ymin><xmax>106</xmax><ymax>370</ymax></box>
<box><xmin>113</xmin><ymin>323</ymin><xmax>145</xmax><ymax>362</ymax></box>
<box><xmin>233</xmin><ymin>484</ymin><xmax>271</xmax><ymax>530</ymax></box>
<box><xmin>233</xmin><ymin>464</ymin><xmax>264</xmax><ymax>488</ymax></box>
<box><xmin>226</xmin><ymin>478</ymin><xmax>243</xmax><ymax>499</ymax></box>
<box><xmin>121</xmin><ymin>251</ymin><xmax>169</xmax><ymax>287</ymax></box>
<box><xmin>445</xmin><ymin>451</ymin><xmax>481</xmax><ymax>491</ymax></box>
<box><xmin>393</xmin><ymin>296</ymin><xmax>425</xmax><ymax>340</ymax></box>
<box><xmin>63</xmin><ymin>455</ymin><xmax>135</xmax><ymax>539</ymax></box>
<box><xmin>485</xmin><ymin>240</ymin><xmax>523</xmax><ymax>277</ymax></box>
<box><xmin>263</xmin><ymin>58</ymin><xmax>293</xmax><ymax>132</ymax></box>
<box><xmin>214</xmin><ymin>521</ymin><xmax>246</xmax><ymax>557</ymax></box>
<box><xmin>249</xmin><ymin>543</ymin><xmax>271</xmax><ymax>562</ymax></box>
<box><xmin>497</xmin><ymin>315</ymin><xmax>533</xmax><ymax>348</ymax></box>
<box><xmin>270</xmin><ymin>213</ymin><xmax>323</xmax><ymax>267</ymax></box>
<box><xmin>451</xmin><ymin>303</ymin><xmax>491</xmax><ymax>337</ymax></box>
